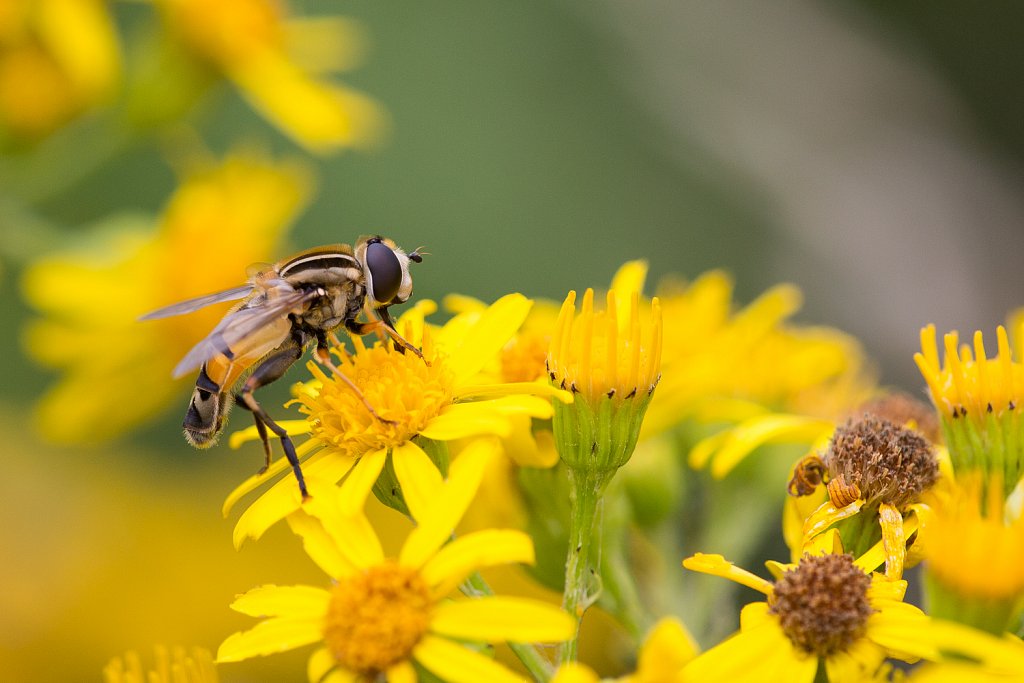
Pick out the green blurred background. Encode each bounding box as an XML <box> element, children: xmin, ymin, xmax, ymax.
<box><xmin>2</xmin><ymin>1</ymin><xmax>1023</xmax><ymax>679</ymax></box>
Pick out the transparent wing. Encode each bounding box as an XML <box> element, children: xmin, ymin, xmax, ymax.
<box><xmin>171</xmin><ymin>286</ymin><xmax>316</xmax><ymax>378</ymax></box>
<box><xmin>139</xmin><ymin>285</ymin><xmax>255</xmax><ymax>321</ymax></box>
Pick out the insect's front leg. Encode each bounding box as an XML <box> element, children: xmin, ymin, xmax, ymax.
<box><xmin>312</xmin><ymin>331</ymin><xmax>398</xmax><ymax>425</ymax></box>
<box><xmin>346</xmin><ymin>313</ymin><xmax>424</xmax><ymax>361</ymax></box>
<box><xmin>234</xmin><ymin>342</ymin><xmax>310</xmax><ymax>500</ymax></box>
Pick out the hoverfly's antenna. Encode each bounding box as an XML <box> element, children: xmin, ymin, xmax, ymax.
<box><xmin>409</xmin><ymin>246</ymin><xmax>429</xmax><ymax>263</ymax></box>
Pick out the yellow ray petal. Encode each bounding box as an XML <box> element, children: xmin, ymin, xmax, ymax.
<box><xmin>445</xmin><ymin>293</ymin><xmax>532</xmax><ymax>384</ymax></box>
<box><xmin>430</xmin><ymin>596</ymin><xmax>574</xmax><ymax>643</ymax></box>
<box><xmin>682</xmin><ymin>620</ymin><xmax>817</xmax><ymax>683</ymax></box>
<box><xmin>286</xmin><ymin>510</ymin><xmax>353</xmax><ymax>579</ymax></box>
<box><xmin>455</xmin><ymin>384</ymin><xmax>572</xmax><ymax>408</ymax></box>
<box><xmin>217</xmin><ymin>617</ymin><xmax>323</xmax><ymax>662</ymax></box>
<box><xmin>878</xmin><ymin>502</ymin><xmax>907</xmax><ymax>579</ymax></box>
<box><xmin>232</xmin><ymin>460</ymin><xmax>353</xmax><ymax>548</ymax></box>
<box><xmin>823</xmin><ymin>636</ymin><xmax>885</xmax><ymax>683</ymax></box>
<box><xmin>550</xmin><ymin>663</ymin><xmax>600</xmax><ymax>683</ymax></box>
<box><xmin>399</xmin><ymin>439</ymin><xmax>496</xmax><ymax>568</ymax></box>
<box><xmin>683</xmin><ymin>554</ymin><xmax>774</xmax><ymax>596</ymax></box>
<box><xmin>802</xmin><ymin>499</ymin><xmax>864</xmax><ymax>544</ymax></box>
<box><xmin>422</xmin><ymin>529</ymin><xmax>535</xmax><ymax>598</ymax></box>
<box><xmin>229</xmin><ymin>420</ymin><xmax>313</xmax><ymax>449</ymax></box>
<box><xmin>418</xmin><ymin>402</ymin><xmax>515</xmax><ymax>441</ymax></box>
<box><xmin>222</xmin><ymin>436</ymin><xmax>321</xmax><ymax>517</ymax></box>
<box><xmin>300</xmin><ymin>494</ymin><xmax>385</xmax><ymax>571</ymax></box>
<box><xmin>229</xmin><ymin>584</ymin><xmax>330</xmax><ymax>619</ymax></box>
<box><xmin>392</xmin><ymin>440</ymin><xmax>444</xmax><ymax>522</ymax></box>
<box><xmin>385</xmin><ymin>660</ymin><xmax>417</xmax><ymax>683</ymax></box>
<box><xmin>413</xmin><ymin>635</ymin><xmax>528</xmax><ymax>683</ymax></box>
<box><xmin>708</xmin><ymin>415</ymin><xmax>835</xmax><ymax>479</ymax></box>
<box><xmin>635</xmin><ymin>616</ymin><xmax>700</xmax><ymax>675</ymax></box>
<box><xmin>337</xmin><ymin>447</ymin><xmax>388</xmax><ymax>515</ymax></box>
<box><xmin>308</xmin><ymin>647</ymin><xmax>351</xmax><ymax>683</ymax></box>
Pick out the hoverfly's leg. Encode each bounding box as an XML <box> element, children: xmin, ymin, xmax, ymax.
<box><xmin>235</xmin><ymin>346</ymin><xmax>310</xmax><ymax>500</ymax></box>
<box><xmin>346</xmin><ymin>316</ymin><xmax>425</xmax><ymax>361</ymax></box>
<box><xmin>379</xmin><ymin>306</ymin><xmax>425</xmax><ymax>359</ymax></box>
<box><xmin>326</xmin><ymin>330</ymin><xmax>351</xmax><ymax>357</ymax></box>
<box><xmin>312</xmin><ymin>332</ymin><xmax>398</xmax><ymax>425</ymax></box>
<box><xmin>252</xmin><ymin>414</ymin><xmax>273</xmax><ymax>474</ymax></box>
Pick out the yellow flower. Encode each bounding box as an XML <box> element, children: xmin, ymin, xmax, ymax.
<box><xmin>22</xmin><ymin>152</ymin><xmax>310</xmax><ymax>443</ymax></box>
<box><xmin>916</xmin><ymin>324</ymin><xmax>1024</xmax><ymax>494</ymax></box>
<box><xmin>550</xmin><ymin>617</ymin><xmax>699</xmax><ymax>683</ymax></box>
<box><xmin>547</xmin><ymin>286</ymin><xmax>662</xmax><ymax>473</ymax></box>
<box><xmin>623</xmin><ymin>264</ymin><xmax>873</xmax><ymax>439</ymax></box>
<box><xmin>681</xmin><ymin>552</ymin><xmax>945</xmax><ymax>683</ymax></box>
<box><xmin>0</xmin><ymin>0</ymin><xmax>120</xmax><ymax>140</ymax></box>
<box><xmin>903</xmin><ymin>621</ymin><xmax>1024</xmax><ymax>682</ymax></box>
<box><xmin>923</xmin><ymin>472</ymin><xmax>1024</xmax><ymax>634</ymax></box>
<box><xmin>217</xmin><ymin>440</ymin><xmax>575</xmax><ymax>683</ymax></box>
<box><xmin>224</xmin><ymin>294</ymin><xmax>571</xmax><ymax>547</ymax></box>
<box><xmin>149</xmin><ymin>0</ymin><xmax>381</xmax><ymax>153</ymax></box>
<box><xmin>103</xmin><ymin>646</ymin><xmax>218</xmax><ymax>683</ymax></box>
<box><xmin>789</xmin><ymin>415</ymin><xmax>939</xmax><ymax>579</ymax></box>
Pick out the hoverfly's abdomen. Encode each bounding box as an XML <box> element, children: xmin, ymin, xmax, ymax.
<box><xmin>183</xmin><ymin>364</ymin><xmax>231</xmax><ymax>448</ymax></box>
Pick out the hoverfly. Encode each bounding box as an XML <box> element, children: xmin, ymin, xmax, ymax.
<box><xmin>141</xmin><ymin>236</ymin><xmax>424</xmax><ymax>499</ymax></box>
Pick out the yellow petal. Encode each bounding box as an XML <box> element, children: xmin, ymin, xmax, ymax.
<box><xmin>308</xmin><ymin>647</ymin><xmax>351</xmax><ymax>683</ymax></box>
<box><xmin>229</xmin><ymin>584</ymin><xmax>329</xmax><ymax>619</ymax></box>
<box><xmin>636</xmin><ymin>616</ymin><xmax>700</xmax><ymax>675</ymax></box>
<box><xmin>610</xmin><ymin>260</ymin><xmax>649</xmax><ymax>303</ymax></box>
<box><xmin>878</xmin><ymin>502</ymin><xmax>906</xmax><ymax>580</ymax></box>
<box><xmin>739</xmin><ymin>602</ymin><xmax>772</xmax><ymax>631</ymax></box>
<box><xmin>418</xmin><ymin>402</ymin><xmax>515</xmax><ymax>441</ymax></box>
<box><xmin>550</xmin><ymin>663</ymin><xmax>600</xmax><ymax>683</ymax></box>
<box><xmin>222</xmin><ymin>439</ymin><xmax>327</xmax><ymax>518</ymax></box>
<box><xmin>445</xmin><ymin>293</ymin><xmax>532</xmax><ymax>384</ymax></box>
<box><xmin>823</xmin><ymin>636</ymin><xmax>885</xmax><ymax>683</ymax></box>
<box><xmin>682</xmin><ymin>620</ymin><xmax>816</xmax><ymax>683</ymax></box>
<box><xmin>286</xmin><ymin>510</ymin><xmax>353</xmax><ymax>579</ymax></box>
<box><xmin>299</xmin><ymin>493</ymin><xmax>385</xmax><ymax>571</ymax></box>
<box><xmin>865</xmin><ymin>609</ymin><xmax>938</xmax><ymax>662</ymax></box>
<box><xmin>431</xmin><ymin>596</ymin><xmax>574</xmax><ymax>643</ymax></box>
<box><xmin>386</xmin><ymin>660</ymin><xmax>418</xmax><ymax>683</ymax></box>
<box><xmin>707</xmin><ymin>415</ymin><xmax>835</xmax><ymax>479</ymax></box>
<box><xmin>337</xmin><ymin>448</ymin><xmax>387</xmax><ymax>515</ymax></box>
<box><xmin>217</xmin><ymin>617</ymin><xmax>323</xmax><ymax>662</ymax></box>
<box><xmin>392</xmin><ymin>440</ymin><xmax>444</xmax><ymax>522</ymax></box>
<box><xmin>455</xmin><ymin>385</ymin><xmax>572</xmax><ymax>408</ymax></box>
<box><xmin>802</xmin><ymin>499</ymin><xmax>863</xmax><ymax>545</ymax></box>
<box><xmin>399</xmin><ymin>439</ymin><xmax>496</xmax><ymax>568</ymax></box>
<box><xmin>422</xmin><ymin>529</ymin><xmax>535</xmax><ymax>598</ymax></box>
<box><xmin>682</xmin><ymin>554</ymin><xmax>773</xmax><ymax>596</ymax></box>
<box><xmin>413</xmin><ymin>635</ymin><xmax>528</xmax><ymax>683</ymax></box>
<box><xmin>232</xmin><ymin>460</ymin><xmax>353</xmax><ymax>549</ymax></box>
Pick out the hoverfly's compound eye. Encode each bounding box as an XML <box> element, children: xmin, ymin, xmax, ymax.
<box><xmin>365</xmin><ymin>239</ymin><xmax>403</xmax><ymax>305</ymax></box>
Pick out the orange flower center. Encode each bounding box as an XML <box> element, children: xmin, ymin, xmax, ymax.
<box><xmin>323</xmin><ymin>561</ymin><xmax>433</xmax><ymax>674</ymax></box>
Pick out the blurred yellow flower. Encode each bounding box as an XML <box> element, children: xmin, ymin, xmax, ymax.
<box><xmin>923</xmin><ymin>472</ymin><xmax>1024</xmax><ymax>635</ymax></box>
<box><xmin>681</xmin><ymin>552</ymin><xmax>943</xmax><ymax>683</ymax></box>
<box><xmin>149</xmin><ymin>0</ymin><xmax>381</xmax><ymax>153</ymax></box>
<box><xmin>225</xmin><ymin>294</ymin><xmax>571</xmax><ymax>547</ymax></box>
<box><xmin>218</xmin><ymin>439</ymin><xmax>574</xmax><ymax>683</ymax></box>
<box><xmin>104</xmin><ymin>646</ymin><xmax>218</xmax><ymax>683</ymax></box>
<box><xmin>22</xmin><ymin>152</ymin><xmax>311</xmax><ymax>443</ymax></box>
<box><xmin>0</xmin><ymin>0</ymin><xmax>120</xmax><ymax>141</ymax></box>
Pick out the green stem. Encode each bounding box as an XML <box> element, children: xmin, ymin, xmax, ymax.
<box><xmin>560</xmin><ymin>467</ymin><xmax>611</xmax><ymax>664</ymax></box>
<box><xmin>463</xmin><ymin>572</ymin><xmax>555</xmax><ymax>682</ymax></box>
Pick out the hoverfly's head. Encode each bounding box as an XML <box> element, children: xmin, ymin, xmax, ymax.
<box><xmin>357</xmin><ymin>236</ymin><xmax>420</xmax><ymax>309</ymax></box>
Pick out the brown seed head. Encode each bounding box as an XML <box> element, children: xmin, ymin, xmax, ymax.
<box><xmin>769</xmin><ymin>553</ymin><xmax>874</xmax><ymax>657</ymax></box>
<box><xmin>824</xmin><ymin>415</ymin><xmax>939</xmax><ymax>508</ymax></box>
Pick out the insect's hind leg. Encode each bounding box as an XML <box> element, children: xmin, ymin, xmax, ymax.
<box><xmin>313</xmin><ymin>332</ymin><xmax>397</xmax><ymax>425</ymax></box>
<box><xmin>235</xmin><ymin>345</ymin><xmax>310</xmax><ymax>500</ymax></box>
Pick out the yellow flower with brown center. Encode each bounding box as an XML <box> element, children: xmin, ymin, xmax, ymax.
<box><xmin>0</xmin><ymin>0</ymin><xmax>120</xmax><ymax>141</ymax></box>
<box><xmin>217</xmin><ymin>440</ymin><xmax>575</xmax><ymax>683</ymax></box>
<box><xmin>923</xmin><ymin>472</ymin><xmax>1024</xmax><ymax>635</ymax></box>
<box><xmin>792</xmin><ymin>415</ymin><xmax>939</xmax><ymax>579</ymax></box>
<box><xmin>916</xmin><ymin>324</ymin><xmax>1024</xmax><ymax>495</ymax></box>
<box><xmin>149</xmin><ymin>0</ymin><xmax>381</xmax><ymax>153</ymax></box>
<box><xmin>681</xmin><ymin>552</ymin><xmax>943</xmax><ymax>683</ymax></box>
<box><xmin>224</xmin><ymin>294</ymin><xmax>571</xmax><ymax>547</ymax></box>
<box><xmin>21</xmin><ymin>152</ymin><xmax>310</xmax><ymax>443</ymax></box>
